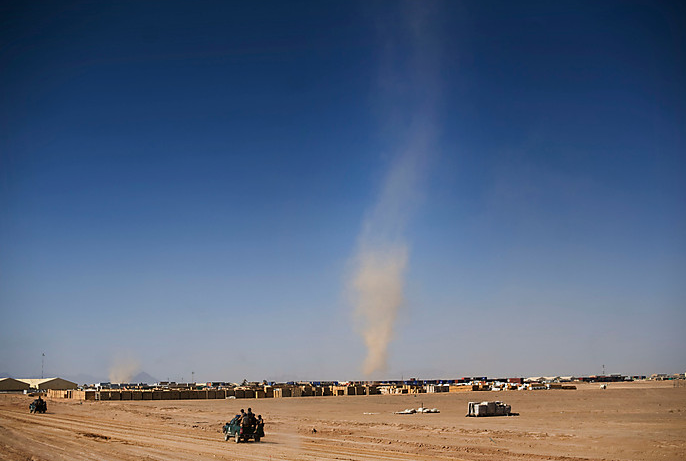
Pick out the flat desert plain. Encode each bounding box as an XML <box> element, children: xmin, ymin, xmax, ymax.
<box><xmin>1</xmin><ymin>381</ymin><xmax>684</xmax><ymax>461</ymax></box>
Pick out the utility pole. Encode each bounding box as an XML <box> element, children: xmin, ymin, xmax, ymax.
<box><xmin>41</xmin><ymin>353</ymin><xmax>45</xmax><ymax>379</ymax></box>
<box><xmin>602</xmin><ymin>364</ymin><xmax>605</xmax><ymax>376</ymax></box>
<box><xmin>192</xmin><ymin>371</ymin><xmax>195</xmax><ymax>384</ymax></box>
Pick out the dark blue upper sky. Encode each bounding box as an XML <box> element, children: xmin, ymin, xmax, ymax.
<box><xmin>1</xmin><ymin>1</ymin><xmax>684</xmax><ymax>382</ymax></box>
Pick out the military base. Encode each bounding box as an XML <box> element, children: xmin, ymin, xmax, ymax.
<box><xmin>2</xmin><ymin>372</ymin><xmax>672</xmax><ymax>402</ymax></box>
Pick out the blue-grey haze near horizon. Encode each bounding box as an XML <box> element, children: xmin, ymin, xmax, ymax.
<box><xmin>1</xmin><ymin>1</ymin><xmax>684</xmax><ymax>384</ymax></box>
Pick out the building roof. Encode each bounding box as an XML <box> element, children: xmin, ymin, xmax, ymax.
<box><xmin>17</xmin><ymin>377</ymin><xmax>78</xmax><ymax>389</ymax></box>
<box><xmin>0</xmin><ymin>377</ymin><xmax>31</xmax><ymax>390</ymax></box>
<box><xmin>0</xmin><ymin>378</ymin><xmax>27</xmax><ymax>382</ymax></box>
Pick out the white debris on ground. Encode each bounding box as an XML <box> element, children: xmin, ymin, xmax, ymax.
<box><xmin>417</xmin><ymin>407</ymin><xmax>440</xmax><ymax>413</ymax></box>
<box><xmin>394</xmin><ymin>408</ymin><xmax>416</xmax><ymax>414</ymax></box>
<box><xmin>393</xmin><ymin>407</ymin><xmax>440</xmax><ymax>414</ymax></box>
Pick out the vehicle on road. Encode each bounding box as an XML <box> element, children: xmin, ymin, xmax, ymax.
<box><xmin>223</xmin><ymin>416</ymin><xmax>265</xmax><ymax>443</ymax></box>
<box><xmin>30</xmin><ymin>398</ymin><xmax>47</xmax><ymax>414</ymax></box>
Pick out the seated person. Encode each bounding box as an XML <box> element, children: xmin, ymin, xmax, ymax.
<box><xmin>256</xmin><ymin>415</ymin><xmax>265</xmax><ymax>437</ymax></box>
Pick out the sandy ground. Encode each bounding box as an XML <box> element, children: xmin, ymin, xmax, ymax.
<box><xmin>1</xmin><ymin>381</ymin><xmax>684</xmax><ymax>461</ymax></box>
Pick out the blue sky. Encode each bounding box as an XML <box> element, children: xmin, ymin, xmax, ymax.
<box><xmin>1</xmin><ymin>1</ymin><xmax>684</xmax><ymax>384</ymax></box>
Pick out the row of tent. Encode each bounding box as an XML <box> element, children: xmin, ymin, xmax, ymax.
<box><xmin>0</xmin><ymin>377</ymin><xmax>78</xmax><ymax>391</ymax></box>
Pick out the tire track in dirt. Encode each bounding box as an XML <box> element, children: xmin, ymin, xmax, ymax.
<box><xmin>2</xmin><ymin>406</ymin><xmax>468</xmax><ymax>461</ymax></box>
<box><xmin>1</xmin><ymin>408</ymin><xmax>249</xmax><ymax>461</ymax></box>
<box><xmin>4</xmin><ymin>386</ymin><xmax>684</xmax><ymax>461</ymax></box>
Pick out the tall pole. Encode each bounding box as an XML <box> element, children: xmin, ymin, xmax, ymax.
<box><xmin>41</xmin><ymin>353</ymin><xmax>45</xmax><ymax>379</ymax></box>
<box><xmin>192</xmin><ymin>371</ymin><xmax>195</xmax><ymax>384</ymax></box>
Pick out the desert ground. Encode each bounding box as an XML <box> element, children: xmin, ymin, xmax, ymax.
<box><xmin>1</xmin><ymin>381</ymin><xmax>684</xmax><ymax>461</ymax></box>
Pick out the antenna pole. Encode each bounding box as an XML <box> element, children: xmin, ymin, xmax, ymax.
<box><xmin>41</xmin><ymin>353</ymin><xmax>45</xmax><ymax>379</ymax></box>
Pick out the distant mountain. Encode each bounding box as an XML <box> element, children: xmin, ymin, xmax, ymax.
<box><xmin>0</xmin><ymin>372</ymin><xmax>13</xmax><ymax>379</ymax></box>
<box><xmin>132</xmin><ymin>371</ymin><xmax>158</xmax><ymax>384</ymax></box>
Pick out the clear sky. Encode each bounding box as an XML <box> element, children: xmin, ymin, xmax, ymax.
<box><xmin>1</xmin><ymin>1</ymin><xmax>684</xmax><ymax>384</ymax></box>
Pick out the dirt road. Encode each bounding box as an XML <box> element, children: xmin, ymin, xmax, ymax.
<box><xmin>1</xmin><ymin>381</ymin><xmax>684</xmax><ymax>460</ymax></box>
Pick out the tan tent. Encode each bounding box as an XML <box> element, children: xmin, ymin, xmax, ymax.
<box><xmin>0</xmin><ymin>378</ymin><xmax>30</xmax><ymax>392</ymax></box>
<box><xmin>18</xmin><ymin>378</ymin><xmax>77</xmax><ymax>390</ymax></box>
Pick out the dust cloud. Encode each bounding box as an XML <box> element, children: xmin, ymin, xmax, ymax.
<box><xmin>352</xmin><ymin>245</ymin><xmax>408</xmax><ymax>375</ymax></box>
<box><xmin>349</xmin><ymin>1</ymin><xmax>442</xmax><ymax>376</ymax></box>
<box><xmin>109</xmin><ymin>355</ymin><xmax>140</xmax><ymax>384</ymax></box>
<box><xmin>349</xmin><ymin>129</ymin><xmax>431</xmax><ymax>376</ymax></box>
